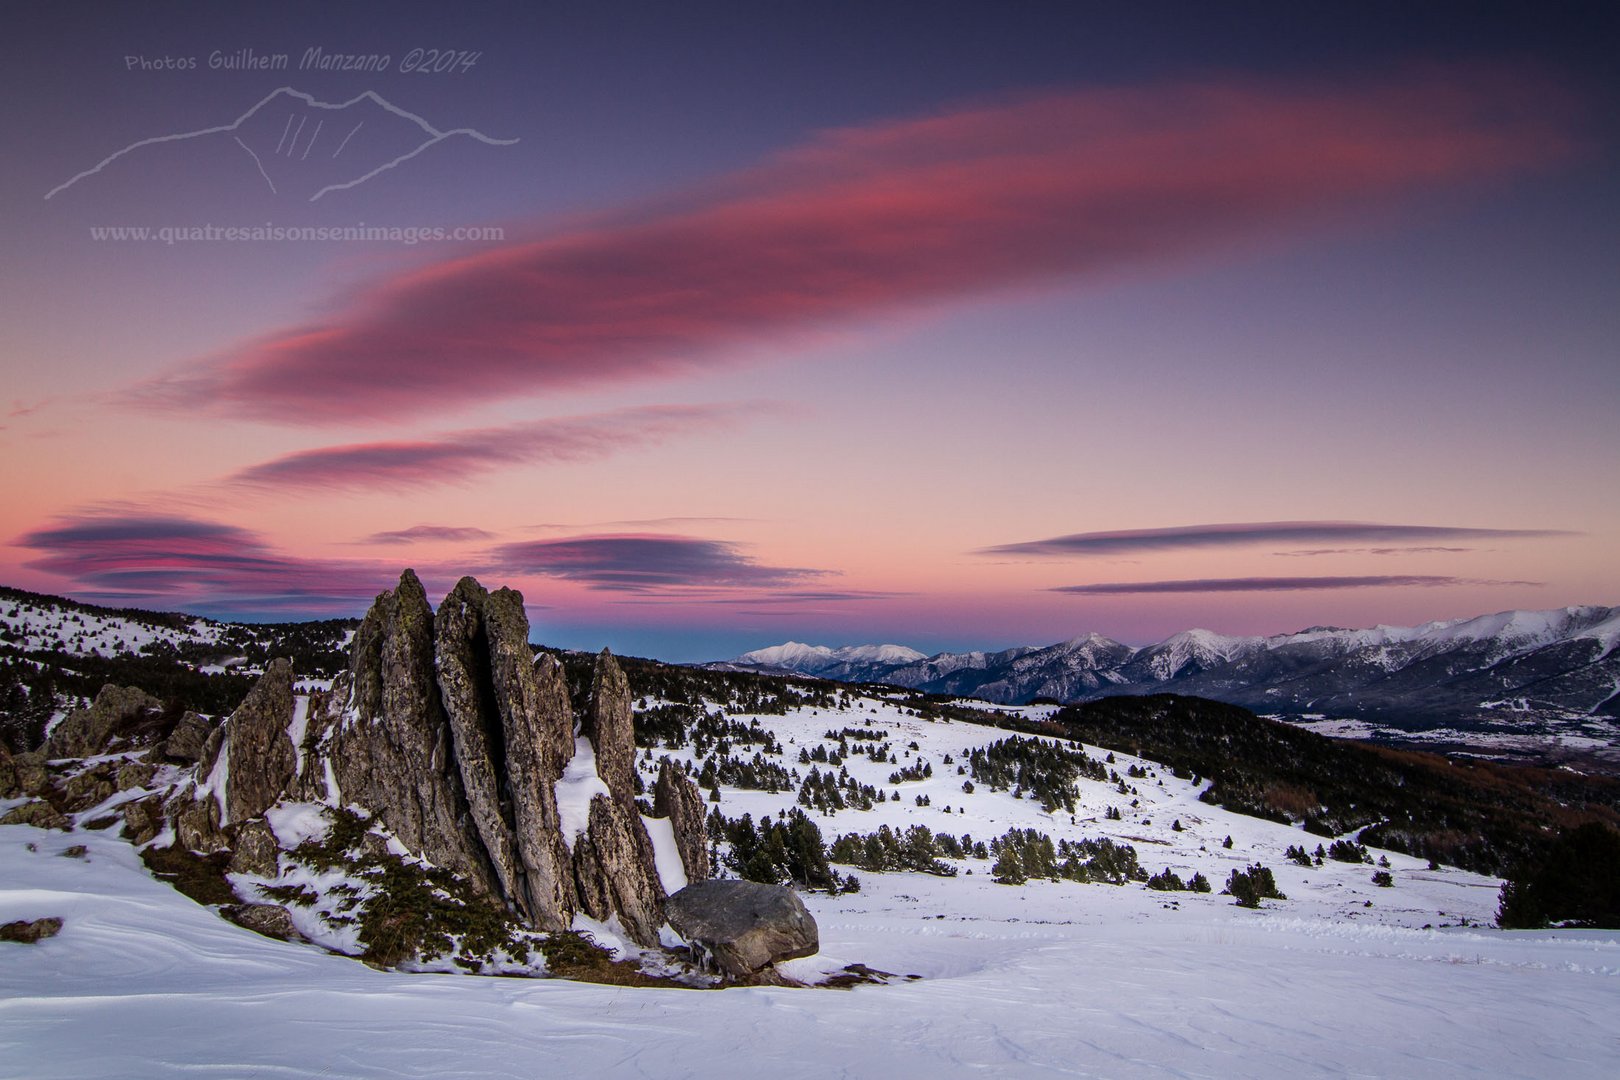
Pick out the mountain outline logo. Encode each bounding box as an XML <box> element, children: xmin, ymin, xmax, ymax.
<box><xmin>46</xmin><ymin>87</ymin><xmax>518</xmax><ymax>203</ymax></box>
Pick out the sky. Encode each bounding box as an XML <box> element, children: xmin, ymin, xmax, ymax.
<box><xmin>3</xmin><ymin>1</ymin><xmax>1617</xmax><ymax>661</ymax></box>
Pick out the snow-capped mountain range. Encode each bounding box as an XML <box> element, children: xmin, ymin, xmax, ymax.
<box><xmin>717</xmin><ymin>605</ymin><xmax>1620</xmax><ymax>733</ymax></box>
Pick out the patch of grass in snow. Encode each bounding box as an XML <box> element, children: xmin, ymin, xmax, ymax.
<box><xmin>538</xmin><ymin>931</ymin><xmax>696</xmax><ymax>988</ymax></box>
<box><xmin>272</xmin><ymin>806</ymin><xmax>532</xmax><ymax>970</ymax></box>
<box><xmin>140</xmin><ymin>845</ymin><xmax>236</xmax><ymax>906</ymax></box>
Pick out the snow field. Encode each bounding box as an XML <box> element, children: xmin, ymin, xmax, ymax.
<box><xmin>2</xmin><ymin>688</ymin><xmax>1617</xmax><ymax>1078</ymax></box>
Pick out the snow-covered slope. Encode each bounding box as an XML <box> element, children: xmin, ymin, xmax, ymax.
<box><xmin>5</xmin><ymin>686</ymin><xmax>1618</xmax><ymax>1078</ymax></box>
<box><xmin>0</xmin><ymin>589</ymin><xmax>225</xmax><ymax>658</ymax></box>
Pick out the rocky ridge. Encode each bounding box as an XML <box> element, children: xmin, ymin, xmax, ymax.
<box><xmin>1</xmin><ymin>571</ymin><xmax>758</xmax><ymax>972</ymax></box>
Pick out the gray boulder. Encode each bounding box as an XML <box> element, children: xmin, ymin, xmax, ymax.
<box><xmin>121</xmin><ymin>795</ymin><xmax>164</xmax><ymax>846</ymax></box>
<box><xmin>665</xmin><ymin>879</ymin><xmax>819</xmax><ymax>977</ymax></box>
<box><xmin>116</xmin><ymin>759</ymin><xmax>157</xmax><ymax>792</ymax></box>
<box><xmin>221</xmin><ymin>904</ymin><xmax>301</xmax><ymax>941</ymax></box>
<box><xmin>170</xmin><ymin>788</ymin><xmax>228</xmax><ymax>853</ymax></box>
<box><xmin>0</xmin><ymin>917</ymin><xmax>64</xmax><ymax>944</ymax></box>
<box><xmin>61</xmin><ymin>765</ymin><xmax>115</xmax><ymax>813</ymax></box>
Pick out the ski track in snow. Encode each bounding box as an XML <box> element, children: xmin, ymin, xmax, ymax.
<box><xmin>3</xmin><ymin>694</ymin><xmax>1618</xmax><ymax>1078</ymax></box>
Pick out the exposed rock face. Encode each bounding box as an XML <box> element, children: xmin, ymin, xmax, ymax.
<box><xmin>61</xmin><ymin>766</ymin><xmax>115</xmax><ymax>813</ymax></box>
<box><xmin>122</xmin><ymin>795</ymin><xmax>164</xmax><ymax>846</ymax></box>
<box><xmin>482</xmin><ymin>588</ymin><xmax>579</xmax><ymax>931</ymax></box>
<box><xmin>162</xmin><ymin>711</ymin><xmax>214</xmax><ymax>763</ymax></box>
<box><xmin>329</xmin><ymin>570</ymin><xmax>493</xmax><ymax>894</ymax></box>
<box><xmin>434</xmin><ymin>577</ymin><xmax>577</xmax><ymax>931</ymax></box>
<box><xmin>171</xmin><ymin>790</ymin><xmax>227</xmax><ymax>853</ymax></box>
<box><xmin>565</xmin><ymin>649</ymin><xmax>667</xmax><ymax>944</ymax></box>
<box><xmin>116</xmin><ymin>760</ymin><xmax>157</xmax><ymax>792</ymax></box>
<box><xmin>532</xmin><ymin>653</ymin><xmax>576</xmax><ymax>775</ymax></box>
<box><xmin>571</xmin><ymin>794</ymin><xmax>666</xmax><ymax>945</ymax></box>
<box><xmin>653</xmin><ymin>761</ymin><xmax>711</xmax><ymax>884</ymax></box>
<box><xmin>665</xmin><ymin>880</ymin><xmax>819</xmax><ymax>977</ymax></box>
<box><xmin>9</xmin><ymin>752</ymin><xmax>50</xmax><ymax>798</ymax></box>
<box><xmin>434</xmin><ymin>577</ymin><xmax>525</xmax><ymax>908</ymax></box>
<box><xmin>224</xmin><ymin>658</ymin><xmax>297</xmax><ymax>824</ymax></box>
<box><xmin>229</xmin><ymin>818</ymin><xmax>281</xmax><ymax>877</ymax></box>
<box><xmin>44</xmin><ymin>685</ymin><xmax>161</xmax><ymax>758</ymax></box>
<box><xmin>584</xmin><ymin>650</ymin><xmax>638</xmax><ymax>806</ymax></box>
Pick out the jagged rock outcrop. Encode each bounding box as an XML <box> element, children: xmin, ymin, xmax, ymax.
<box><xmin>434</xmin><ymin>577</ymin><xmax>577</xmax><ymax>931</ymax></box>
<box><xmin>327</xmin><ymin>570</ymin><xmax>494</xmax><ymax>894</ymax></box>
<box><xmin>571</xmin><ymin>794</ymin><xmax>666</xmax><ymax>945</ymax></box>
<box><xmin>482</xmin><ymin>589</ymin><xmax>579</xmax><ymax>931</ymax></box>
<box><xmin>584</xmin><ymin>649</ymin><xmax>638</xmax><ymax>806</ymax></box>
<box><xmin>665</xmin><ymin>880</ymin><xmax>819</xmax><ymax>977</ymax></box>
<box><xmin>653</xmin><ymin>761</ymin><xmax>711</xmax><ymax>883</ymax></box>
<box><xmin>132</xmin><ymin>569</ymin><xmax>719</xmax><ymax>956</ymax></box>
<box><xmin>434</xmin><ymin>577</ymin><xmax>526</xmax><ymax>908</ymax></box>
<box><xmin>44</xmin><ymin>685</ymin><xmax>161</xmax><ymax>758</ymax></box>
<box><xmin>532</xmin><ymin>653</ymin><xmax>576</xmax><ymax>775</ymax></box>
<box><xmin>224</xmin><ymin>658</ymin><xmax>297</xmax><ymax>824</ymax></box>
<box><xmin>567</xmin><ymin>650</ymin><xmax>667</xmax><ymax>944</ymax></box>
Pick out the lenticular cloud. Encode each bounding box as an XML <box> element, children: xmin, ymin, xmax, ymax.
<box><xmin>133</xmin><ymin>64</ymin><xmax>1579</xmax><ymax>424</ymax></box>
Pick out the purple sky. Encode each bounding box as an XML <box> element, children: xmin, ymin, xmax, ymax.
<box><xmin>3</xmin><ymin>2</ymin><xmax>1617</xmax><ymax>660</ymax></box>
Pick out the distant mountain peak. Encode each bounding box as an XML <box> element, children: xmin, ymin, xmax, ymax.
<box><xmin>713</xmin><ymin>605</ymin><xmax>1620</xmax><ymax>728</ymax></box>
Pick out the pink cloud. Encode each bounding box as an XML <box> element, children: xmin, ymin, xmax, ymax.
<box><xmin>1053</xmin><ymin>575</ymin><xmax>1543</xmax><ymax>595</ymax></box>
<box><xmin>489</xmin><ymin>534</ymin><xmax>826</xmax><ymax>593</ymax></box>
<box><xmin>131</xmin><ymin>65</ymin><xmax>1580</xmax><ymax>424</ymax></box>
<box><xmin>224</xmin><ymin>403</ymin><xmax>748</xmax><ymax>492</ymax></box>
<box><xmin>15</xmin><ymin>512</ymin><xmax>398</xmax><ymax>616</ymax></box>
<box><xmin>982</xmin><ymin>521</ymin><xmax>1574</xmax><ymax>557</ymax></box>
